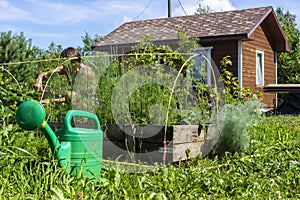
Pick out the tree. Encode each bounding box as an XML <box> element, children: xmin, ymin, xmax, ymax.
<box><xmin>176</xmin><ymin>29</ymin><xmax>199</xmax><ymax>54</ymax></box>
<box><xmin>0</xmin><ymin>31</ymin><xmax>42</xmax><ymax>82</ymax></box>
<box><xmin>77</xmin><ymin>32</ymin><xmax>102</xmax><ymax>56</ymax></box>
<box><xmin>46</xmin><ymin>42</ymin><xmax>63</xmax><ymax>57</ymax></box>
<box><xmin>276</xmin><ymin>7</ymin><xmax>300</xmax><ymax>84</ymax></box>
<box><xmin>195</xmin><ymin>4</ymin><xmax>215</xmax><ymax>14</ymax></box>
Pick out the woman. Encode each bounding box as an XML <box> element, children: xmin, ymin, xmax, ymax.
<box><xmin>34</xmin><ymin>47</ymin><xmax>96</xmax><ymax>110</ymax></box>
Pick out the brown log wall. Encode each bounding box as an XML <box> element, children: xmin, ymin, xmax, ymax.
<box><xmin>201</xmin><ymin>40</ymin><xmax>238</xmax><ymax>76</ymax></box>
<box><xmin>242</xmin><ymin>25</ymin><xmax>276</xmax><ymax>107</ymax></box>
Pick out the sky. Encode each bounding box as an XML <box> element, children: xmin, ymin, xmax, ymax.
<box><xmin>0</xmin><ymin>0</ymin><xmax>300</xmax><ymax>49</ymax></box>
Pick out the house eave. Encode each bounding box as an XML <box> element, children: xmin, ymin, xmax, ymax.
<box><xmin>199</xmin><ymin>33</ymin><xmax>248</xmax><ymax>42</ymax></box>
<box><xmin>92</xmin><ymin>39</ymin><xmax>181</xmax><ymax>53</ymax></box>
<box><xmin>92</xmin><ymin>34</ymin><xmax>250</xmax><ymax>53</ymax></box>
<box><xmin>246</xmin><ymin>7</ymin><xmax>290</xmax><ymax>52</ymax></box>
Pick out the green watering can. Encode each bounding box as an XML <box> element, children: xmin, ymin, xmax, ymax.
<box><xmin>16</xmin><ymin>100</ymin><xmax>103</xmax><ymax>179</ymax></box>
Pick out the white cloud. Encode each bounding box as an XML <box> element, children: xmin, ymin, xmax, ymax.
<box><xmin>122</xmin><ymin>16</ymin><xmax>133</xmax><ymax>23</ymax></box>
<box><xmin>29</xmin><ymin>32</ymin><xmax>73</xmax><ymax>39</ymax></box>
<box><xmin>172</xmin><ymin>0</ymin><xmax>236</xmax><ymax>16</ymax></box>
<box><xmin>0</xmin><ymin>0</ymin><xmax>159</xmax><ymax>26</ymax></box>
<box><xmin>0</xmin><ymin>0</ymin><xmax>114</xmax><ymax>25</ymax></box>
<box><xmin>0</xmin><ymin>0</ymin><xmax>9</xmax><ymax>8</ymax></box>
<box><xmin>173</xmin><ymin>0</ymin><xmax>199</xmax><ymax>16</ymax></box>
<box><xmin>200</xmin><ymin>0</ymin><xmax>235</xmax><ymax>12</ymax></box>
<box><xmin>0</xmin><ymin>1</ymin><xmax>30</xmax><ymax>21</ymax></box>
<box><xmin>22</xmin><ymin>0</ymin><xmax>103</xmax><ymax>25</ymax></box>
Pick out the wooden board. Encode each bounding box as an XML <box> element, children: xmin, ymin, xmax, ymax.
<box><xmin>172</xmin><ymin>141</ymin><xmax>203</xmax><ymax>161</ymax></box>
<box><xmin>263</xmin><ymin>84</ymin><xmax>300</xmax><ymax>93</ymax></box>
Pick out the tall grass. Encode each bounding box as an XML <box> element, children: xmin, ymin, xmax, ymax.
<box><xmin>0</xmin><ymin>116</ymin><xmax>299</xmax><ymax>199</ymax></box>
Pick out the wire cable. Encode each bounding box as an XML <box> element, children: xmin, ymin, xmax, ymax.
<box><xmin>177</xmin><ymin>0</ymin><xmax>187</xmax><ymax>16</ymax></box>
<box><xmin>132</xmin><ymin>0</ymin><xmax>153</xmax><ymax>21</ymax></box>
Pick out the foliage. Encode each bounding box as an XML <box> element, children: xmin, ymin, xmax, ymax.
<box><xmin>95</xmin><ymin>59</ymin><xmax>122</xmax><ymax>124</ymax></box>
<box><xmin>211</xmin><ymin>99</ymin><xmax>265</xmax><ymax>156</ymax></box>
<box><xmin>96</xmin><ymin>31</ymin><xmax>216</xmax><ymax>125</ymax></box>
<box><xmin>46</xmin><ymin>42</ymin><xmax>63</xmax><ymax>55</ymax></box>
<box><xmin>77</xmin><ymin>32</ymin><xmax>102</xmax><ymax>56</ymax></box>
<box><xmin>0</xmin><ymin>116</ymin><xmax>299</xmax><ymax>199</ymax></box>
<box><xmin>0</xmin><ymin>31</ymin><xmax>103</xmax><ymax>123</ymax></box>
<box><xmin>276</xmin><ymin>7</ymin><xmax>300</xmax><ymax>84</ymax></box>
<box><xmin>0</xmin><ymin>31</ymin><xmax>43</xmax><ymax>83</ymax></box>
<box><xmin>0</xmin><ymin>72</ymin><xmax>40</xmax><ymax>126</ymax></box>
<box><xmin>131</xmin><ymin>34</ymin><xmax>156</xmax><ymax>53</ymax></box>
<box><xmin>176</xmin><ymin>29</ymin><xmax>200</xmax><ymax>55</ymax></box>
<box><xmin>195</xmin><ymin>4</ymin><xmax>215</xmax><ymax>14</ymax></box>
<box><xmin>219</xmin><ymin>56</ymin><xmax>263</xmax><ymax>104</ymax></box>
<box><xmin>97</xmin><ymin>40</ymin><xmax>185</xmax><ymax>125</ymax></box>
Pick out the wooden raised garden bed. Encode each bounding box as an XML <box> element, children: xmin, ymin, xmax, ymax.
<box><xmin>102</xmin><ymin>124</ymin><xmax>206</xmax><ymax>164</ymax></box>
<box><xmin>48</xmin><ymin>122</ymin><xmax>207</xmax><ymax>164</ymax></box>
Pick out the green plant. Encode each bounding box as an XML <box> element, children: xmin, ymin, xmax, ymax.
<box><xmin>96</xmin><ymin>31</ymin><xmax>214</xmax><ymax>125</ymax></box>
<box><xmin>0</xmin><ymin>73</ymin><xmax>39</xmax><ymax>126</ymax></box>
<box><xmin>211</xmin><ymin>98</ymin><xmax>265</xmax><ymax>156</ymax></box>
<box><xmin>220</xmin><ymin>56</ymin><xmax>263</xmax><ymax>104</ymax></box>
<box><xmin>276</xmin><ymin>7</ymin><xmax>300</xmax><ymax>84</ymax></box>
<box><xmin>0</xmin><ymin>115</ymin><xmax>299</xmax><ymax>198</ymax></box>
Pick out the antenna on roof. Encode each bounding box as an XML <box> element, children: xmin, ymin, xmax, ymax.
<box><xmin>168</xmin><ymin>0</ymin><xmax>172</xmax><ymax>17</ymax></box>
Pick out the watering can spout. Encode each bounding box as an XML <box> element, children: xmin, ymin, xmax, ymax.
<box><xmin>41</xmin><ymin>123</ymin><xmax>61</xmax><ymax>153</ymax></box>
<box><xmin>16</xmin><ymin>100</ymin><xmax>61</xmax><ymax>153</ymax></box>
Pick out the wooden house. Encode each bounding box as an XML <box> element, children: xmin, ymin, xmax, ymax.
<box><xmin>92</xmin><ymin>6</ymin><xmax>290</xmax><ymax>107</ymax></box>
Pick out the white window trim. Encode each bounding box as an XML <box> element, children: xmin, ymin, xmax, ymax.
<box><xmin>275</xmin><ymin>51</ymin><xmax>278</xmax><ymax>107</ymax></box>
<box><xmin>237</xmin><ymin>40</ymin><xmax>243</xmax><ymax>89</ymax></box>
<box><xmin>275</xmin><ymin>51</ymin><xmax>278</xmax><ymax>85</ymax></box>
<box><xmin>256</xmin><ymin>50</ymin><xmax>264</xmax><ymax>86</ymax></box>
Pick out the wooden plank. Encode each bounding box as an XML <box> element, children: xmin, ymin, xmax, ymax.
<box><xmin>128</xmin><ymin>125</ymin><xmax>173</xmax><ymax>143</ymax></box>
<box><xmin>136</xmin><ymin>140</ymin><xmax>205</xmax><ymax>163</ymax></box>
<box><xmin>103</xmin><ymin>124</ymin><xmax>125</xmax><ymax>141</ymax></box>
<box><xmin>102</xmin><ymin>138</ymin><xmax>136</xmax><ymax>162</ymax></box>
<box><xmin>172</xmin><ymin>125</ymin><xmax>203</xmax><ymax>144</ymax></box>
<box><xmin>48</xmin><ymin>122</ymin><xmax>63</xmax><ymax>131</ymax></box>
<box><xmin>102</xmin><ymin>124</ymin><xmax>208</xmax><ymax>163</ymax></box>
<box><xmin>104</xmin><ymin>124</ymin><xmax>174</xmax><ymax>143</ymax></box>
<box><xmin>263</xmin><ymin>84</ymin><xmax>300</xmax><ymax>93</ymax></box>
<box><xmin>172</xmin><ymin>141</ymin><xmax>203</xmax><ymax>162</ymax></box>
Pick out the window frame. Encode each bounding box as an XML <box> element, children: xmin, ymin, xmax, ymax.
<box><xmin>256</xmin><ymin>50</ymin><xmax>264</xmax><ymax>86</ymax></box>
<box><xmin>192</xmin><ymin>46</ymin><xmax>213</xmax><ymax>85</ymax></box>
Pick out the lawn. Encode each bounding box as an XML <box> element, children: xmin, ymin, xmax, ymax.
<box><xmin>0</xmin><ymin>115</ymin><xmax>299</xmax><ymax>199</ymax></box>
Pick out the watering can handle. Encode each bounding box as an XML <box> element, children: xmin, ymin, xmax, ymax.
<box><xmin>64</xmin><ymin>110</ymin><xmax>101</xmax><ymax>131</ymax></box>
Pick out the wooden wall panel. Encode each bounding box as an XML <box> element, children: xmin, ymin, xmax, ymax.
<box><xmin>200</xmin><ymin>40</ymin><xmax>238</xmax><ymax>76</ymax></box>
<box><xmin>200</xmin><ymin>26</ymin><xmax>277</xmax><ymax>108</ymax></box>
<box><xmin>242</xmin><ymin>25</ymin><xmax>276</xmax><ymax>107</ymax></box>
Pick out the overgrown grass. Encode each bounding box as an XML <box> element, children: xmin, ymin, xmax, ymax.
<box><xmin>0</xmin><ymin>115</ymin><xmax>299</xmax><ymax>199</ymax></box>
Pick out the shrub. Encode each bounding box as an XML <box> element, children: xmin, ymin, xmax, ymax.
<box><xmin>208</xmin><ymin>98</ymin><xmax>265</xmax><ymax>156</ymax></box>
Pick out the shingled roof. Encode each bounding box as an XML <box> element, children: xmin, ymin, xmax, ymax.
<box><xmin>92</xmin><ymin>6</ymin><xmax>289</xmax><ymax>52</ymax></box>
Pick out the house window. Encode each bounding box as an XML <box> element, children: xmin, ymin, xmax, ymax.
<box><xmin>187</xmin><ymin>47</ymin><xmax>213</xmax><ymax>86</ymax></box>
<box><xmin>256</xmin><ymin>50</ymin><xmax>264</xmax><ymax>86</ymax></box>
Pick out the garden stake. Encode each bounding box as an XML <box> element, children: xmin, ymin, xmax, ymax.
<box><xmin>162</xmin><ymin>140</ymin><xmax>167</xmax><ymax>165</ymax></box>
<box><xmin>16</xmin><ymin>99</ymin><xmax>103</xmax><ymax>179</ymax></box>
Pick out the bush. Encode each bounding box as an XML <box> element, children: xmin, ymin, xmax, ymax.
<box><xmin>208</xmin><ymin>98</ymin><xmax>265</xmax><ymax>156</ymax></box>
